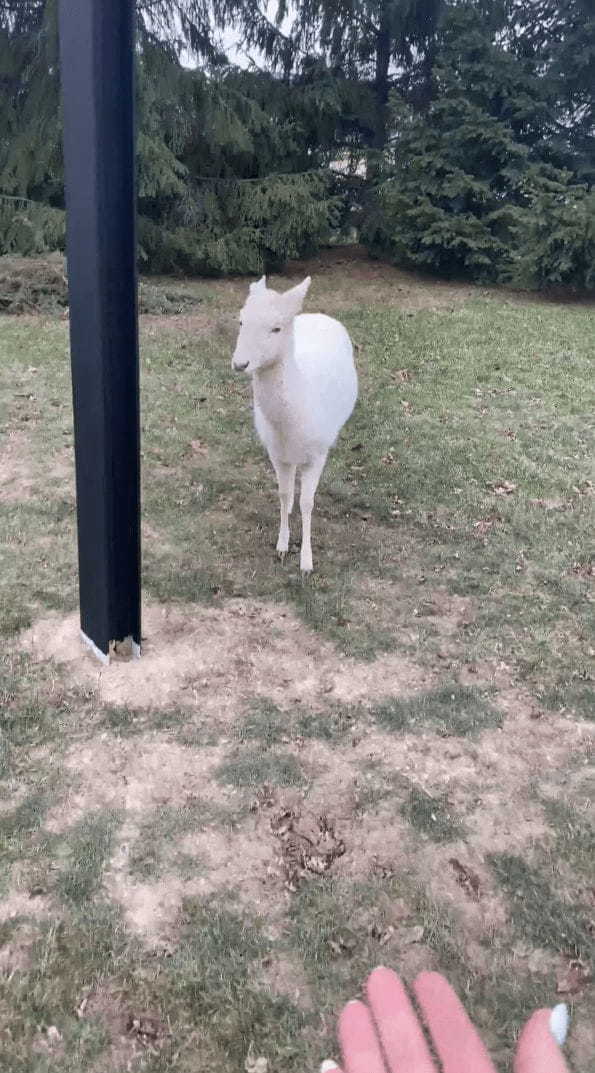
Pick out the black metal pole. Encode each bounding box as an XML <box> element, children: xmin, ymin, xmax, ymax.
<box><xmin>59</xmin><ymin>0</ymin><xmax>141</xmax><ymax>661</ymax></box>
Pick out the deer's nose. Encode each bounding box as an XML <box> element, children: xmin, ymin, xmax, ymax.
<box><xmin>233</xmin><ymin>359</ymin><xmax>249</xmax><ymax>372</ymax></box>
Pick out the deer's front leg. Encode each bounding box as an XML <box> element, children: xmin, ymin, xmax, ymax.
<box><xmin>271</xmin><ymin>459</ymin><xmax>296</xmax><ymax>556</ymax></box>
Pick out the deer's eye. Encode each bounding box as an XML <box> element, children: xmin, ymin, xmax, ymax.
<box><xmin>271</xmin><ymin>326</ymin><xmax>281</xmax><ymax>333</ymax></box>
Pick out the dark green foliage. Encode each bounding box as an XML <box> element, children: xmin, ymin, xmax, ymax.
<box><xmin>363</xmin><ymin>4</ymin><xmax>595</xmax><ymax>289</ymax></box>
<box><xmin>139</xmin><ymin>170</ymin><xmax>343</xmax><ymax>276</ymax></box>
<box><xmin>362</xmin><ymin>94</ymin><xmax>527</xmax><ymax>280</ymax></box>
<box><xmin>0</xmin><ymin>197</ymin><xmax>65</xmax><ymax>257</ymax></box>
<box><xmin>504</xmin><ymin>0</ymin><xmax>595</xmax><ymax>182</ymax></box>
<box><xmin>510</xmin><ymin>171</ymin><xmax>595</xmax><ymax>290</ymax></box>
<box><xmin>0</xmin><ymin>6</ymin><xmax>350</xmax><ymax>273</ymax></box>
<box><xmin>0</xmin><ymin>0</ymin><xmax>593</xmax><ymax>286</ymax></box>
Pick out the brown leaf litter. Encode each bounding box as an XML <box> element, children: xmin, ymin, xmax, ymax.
<box><xmin>269</xmin><ymin>806</ymin><xmax>345</xmax><ymax>892</ymax></box>
<box><xmin>556</xmin><ymin>958</ymin><xmax>592</xmax><ymax>997</ymax></box>
<box><xmin>449</xmin><ymin>858</ymin><xmax>481</xmax><ymax>900</ymax></box>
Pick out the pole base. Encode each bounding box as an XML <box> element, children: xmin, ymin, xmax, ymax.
<box><xmin>81</xmin><ymin>630</ymin><xmax>141</xmax><ymax>665</ymax></box>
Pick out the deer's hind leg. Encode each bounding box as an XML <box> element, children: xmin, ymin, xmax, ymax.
<box><xmin>299</xmin><ymin>453</ymin><xmax>327</xmax><ymax>573</ymax></box>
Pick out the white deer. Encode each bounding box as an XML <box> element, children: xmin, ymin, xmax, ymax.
<box><xmin>232</xmin><ymin>275</ymin><xmax>358</xmax><ymax>572</ymax></box>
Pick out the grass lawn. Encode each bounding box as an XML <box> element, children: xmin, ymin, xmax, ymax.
<box><xmin>0</xmin><ymin>249</ymin><xmax>593</xmax><ymax>1071</ymax></box>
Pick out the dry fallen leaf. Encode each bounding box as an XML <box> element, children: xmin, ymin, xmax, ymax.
<box><xmin>473</xmin><ymin>514</ymin><xmax>502</xmax><ymax>537</ymax></box>
<box><xmin>126</xmin><ymin>1012</ymin><xmax>166</xmax><ymax>1043</ymax></box>
<box><xmin>329</xmin><ymin>931</ymin><xmax>357</xmax><ymax>957</ymax></box>
<box><xmin>556</xmin><ymin>959</ymin><xmax>591</xmax><ymax>996</ymax></box>
<box><xmin>381</xmin><ymin>449</ymin><xmax>398</xmax><ymax>465</ymax></box>
<box><xmin>449</xmin><ymin>858</ymin><xmax>481</xmax><ymax>900</ymax></box>
<box><xmin>572</xmin><ymin>561</ymin><xmax>594</xmax><ymax>578</ymax></box>
<box><xmin>369</xmin><ymin>923</ymin><xmax>395</xmax><ymax>946</ymax></box>
<box><xmin>271</xmin><ymin>808</ymin><xmax>345</xmax><ymax>891</ymax></box>
<box><xmin>490</xmin><ymin>480</ymin><xmax>517</xmax><ymax>495</ymax></box>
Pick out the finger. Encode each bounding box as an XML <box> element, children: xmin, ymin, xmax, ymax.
<box><xmin>366</xmin><ymin>967</ymin><xmax>437</xmax><ymax>1072</ymax></box>
<box><xmin>514</xmin><ymin>1007</ymin><xmax>570</xmax><ymax>1073</ymax></box>
<box><xmin>413</xmin><ymin>971</ymin><xmax>497</xmax><ymax>1073</ymax></box>
<box><xmin>338</xmin><ymin>1000</ymin><xmax>387</xmax><ymax>1073</ymax></box>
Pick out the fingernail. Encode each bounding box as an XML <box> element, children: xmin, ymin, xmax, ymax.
<box><xmin>320</xmin><ymin>1061</ymin><xmax>339</xmax><ymax>1072</ymax></box>
<box><xmin>549</xmin><ymin>1004</ymin><xmax>569</xmax><ymax>1046</ymax></box>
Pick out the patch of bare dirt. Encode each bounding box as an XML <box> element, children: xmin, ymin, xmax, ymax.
<box><xmin>105</xmin><ymin>868</ymin><xmax>187</xmax><ymax>944</ymax></box>
<box><xmin>45</xmin><ymin>737</ymin><xmax>231</xmax><ymax>833</ymax></box>
<box><xmin>256</xmin><ymin>955</ymin><xmax>312</xmax><ymax>1008</ymax></box>
<box><xmin>282</xmin><ymin>246</ymin><xmax>480</xmax><ymax>313</ymax></box>
<box><xmin>105</xmin><ymin>807</ymin><xmax>291</xmax><ymax>942</ymax></box>
<box><xmin>19</xmin><ymin>600</ymin><xmax>594</xmax><ymax>961</ymax></box>
<box><xmin>0</xmin><ymin>430</ymin><xmax>37</xmax><ymax>502</ymax></box>
<box><xmin>45</xmin><ymin>734</ymin><xmax>288</xmax><ymax>941</ymax></box>
<box><xmin>21</xmin><ymin>600</ymin><xmax>431</xmax><ymax>718</ymax></box>
<box><xmin>456</xmin><ymin>659</ymin><xmax>513</xmax><ymax>689</ymax></box>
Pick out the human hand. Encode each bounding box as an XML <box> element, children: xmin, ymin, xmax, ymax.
<box><xmin>320</xmin><ymin>968</ymin><xmax>570</xmax><ymax>1073</ymax></box>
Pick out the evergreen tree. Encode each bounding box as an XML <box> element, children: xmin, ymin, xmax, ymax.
<box><xmin>0</xmin><ymin>1</ymin><xmax>346</xmax><ymax>270</ymax></box>
<box><xmin>1</xmin><ymin>0</ymin><xmax>593</xmax><ymax>285</ymax></box>
<box><xmin>504</xmin><ymin>0</ymin><xmax>595</xmax><ymax>181</ymax></box>
<box><xmin>362</xmin><ymin>3</ymin><xmax>595</xmax><ymax>289</ymax></box>
<box><xmin>229</xmin><ymin>0</ymin><xmax>445</xmax><ymax>149</ymax></box>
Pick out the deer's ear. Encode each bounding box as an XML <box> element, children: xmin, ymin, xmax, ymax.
<box><xmin>249</xmin><ymin>275</ymin><xmax>267</xmax><ymax>294</ymax></box>
<box><xmin>283</xmin><ymin>276</ymin><xmax>311</xmax><ymax>315</ymax></box>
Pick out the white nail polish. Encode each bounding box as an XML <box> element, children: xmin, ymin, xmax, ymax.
<box><xmin>320</xmin><ymin>1061</ymin><xmax>339</xmax><ymax>1072</ymax></box>
<box><xmin>550</xmin><ymin>1004</ymin><xmax>569</xmax><ymax>1046</ymax></box>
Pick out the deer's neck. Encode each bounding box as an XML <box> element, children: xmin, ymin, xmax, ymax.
<box><xmin>252</xmin><ymin>346</ymin><xmax>299</xmax><ymax>429</ymax></box>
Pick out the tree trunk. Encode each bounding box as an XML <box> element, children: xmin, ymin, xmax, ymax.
<box><xmin>373</xmin><ymin>6</ymin><xmax>391</xmax><ymax>151</ymax></box>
